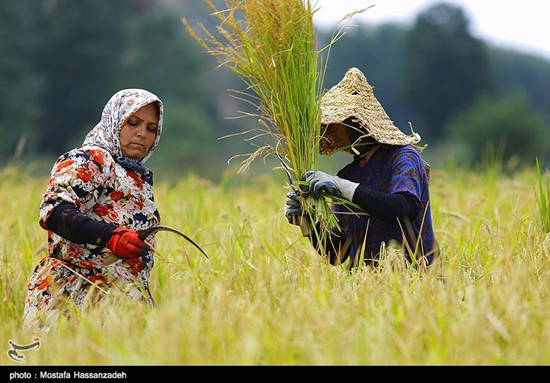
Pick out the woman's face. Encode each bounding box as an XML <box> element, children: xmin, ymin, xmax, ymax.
<box><xmin>319</xmin><ymin>123</ymin><xmax>351</xmax><ymax>154</ymax></box>
<box><xmin>120</xmin><ymin>103</ymin><xmax>159</xmax><ymax>161</ymax></box>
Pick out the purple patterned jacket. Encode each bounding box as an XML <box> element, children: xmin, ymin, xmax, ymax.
<box><xmin>333</xmin><ymin>145</ymin><xmax>437</xmax><ymax>266</ymax></box>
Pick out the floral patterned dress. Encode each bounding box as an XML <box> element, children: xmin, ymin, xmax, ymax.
<box><xmin>22</xmin><ymin>89</ymin><xmax>163</xmax><ymax>331</ymax></box>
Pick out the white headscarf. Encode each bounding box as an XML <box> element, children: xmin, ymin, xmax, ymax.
<box><xmin>83</xmin><ymin>89</ymin><xmax>163</xmax><ymax>164</ymax></box>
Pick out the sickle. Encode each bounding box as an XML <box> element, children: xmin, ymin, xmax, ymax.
<box><xmin>275</xmin><ymin>140</ymin><xmax>298</xmax><ymax>190</ymax></box>
<box><xmin>103</xmin><ymin>225</ymin><xmax>209</xmax><ymax>266</ymax></box>
<box><xmin>138</xmin><ymin>225</ymin><xmax>209</xmax><ymax>259</ymax></box>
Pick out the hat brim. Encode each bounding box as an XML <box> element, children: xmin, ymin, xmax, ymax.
<box><xmin>320</xmin><ymin>68</ymin><xmax>421</xmax><ymax>146</ymax></box>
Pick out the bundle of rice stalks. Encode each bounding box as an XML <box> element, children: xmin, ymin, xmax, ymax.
<box><xmin>182</xmin><ymin>0</ymin><xmax>366</xmax><ymax>237</ymax></box>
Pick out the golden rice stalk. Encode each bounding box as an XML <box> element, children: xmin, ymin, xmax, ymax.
<box><xmin>182</xmin><ymin>0</ymin><xmax>366</xmax><ymax>236</ymax></box>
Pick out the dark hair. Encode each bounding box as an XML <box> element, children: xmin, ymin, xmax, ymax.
<box><xmin>150</xmin><ymin>101</ymin><xmax>161</xmax><ymax>118</ymax></box>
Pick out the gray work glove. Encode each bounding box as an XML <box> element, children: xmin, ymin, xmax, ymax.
<box><xmin>285</xmin><ymin>190</ymin><xmax>304</xmax><ymax>226</ymax></box>
<box><xmin>302</xmin><ymin>170</ymin><xmax>359</xmax><ymax>201</ymax></box>
<box><xmin>284</xmin><ymin>190</ymin><xmax>313</xmax><ymax>236</ymax></box>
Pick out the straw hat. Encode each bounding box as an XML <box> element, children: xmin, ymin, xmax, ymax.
<box><xmin>320</xmin><ymin>67</ymin><xmax>421</xmax><ymax>146</ymax></box>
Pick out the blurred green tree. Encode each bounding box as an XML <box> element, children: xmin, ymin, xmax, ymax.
<box><xmin>0</xmin><ymin>0</ymin><xmax>45</xmax><ymax>158</ymax></box>
<box><xmin>402</xmin><ymin>2</ymin><xmax>494</xmax><ymax>141</ymax></box>
<box><xmin>2</xmin><ymin>0</ymin><xmax>550</xmax><ymax>178</ymax></box>
<box><xmin>489</xmin><ymin>47</ymin><xmax>550</xmax><ymax>120</ymax></box>
<box><xmin>38</xmin><ymin>0</ymin><xmax>130</xmax><ymax>154</ymax></box>
<box><xmin>446</xmin><ymin>89</ymin><xmax>549</xmax><ymax>165</ymax></box>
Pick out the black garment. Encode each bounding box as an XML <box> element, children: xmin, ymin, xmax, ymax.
<box><xmin>45</xmin><ymin>202</ymin><xmax>116</xmax><ymax>246</ymax></box>
<box><xmin>352</xmin><ymin>187</ymin><xmax>422</xmax><ymax>224</ymax></box>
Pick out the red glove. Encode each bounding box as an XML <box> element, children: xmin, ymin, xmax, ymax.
<box><xmin>105</xmin><ymin>227</ymin><xmax>150</xmax><ymax>259</ymax></box>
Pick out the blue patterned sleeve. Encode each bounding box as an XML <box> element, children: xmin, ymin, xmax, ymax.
<box><xmin>388</xmin><ymin>146</ymin><xmax>424</xmax><ymax>202</ymax></box>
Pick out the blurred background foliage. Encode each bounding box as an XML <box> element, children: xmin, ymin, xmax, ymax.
<box><xmin>1</xmin><ymin>0</ymin><xmax>549</xmax><ymax>183</ymax></box>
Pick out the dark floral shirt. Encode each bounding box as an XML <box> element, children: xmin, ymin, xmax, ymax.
<box><xmin>39</xmin><ymin>145</ymin><xmax>161</xmax><ymax>285</ymax></box>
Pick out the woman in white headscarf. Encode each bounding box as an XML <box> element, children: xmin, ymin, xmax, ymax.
<box><xmin>22</xmin><ymin>89</ymin><xmax>163</xmax><ymax>331</ymax></box>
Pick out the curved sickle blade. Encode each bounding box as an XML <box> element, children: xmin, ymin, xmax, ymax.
<box><xmin>275</xmin><ymin>139</ymin><xmax>295</xmax><ymax>185</ymax></box>
<box><xmin>140</xmin><ymin>225</ymin><xmax>209</xmax><ymax>259</ymax></box>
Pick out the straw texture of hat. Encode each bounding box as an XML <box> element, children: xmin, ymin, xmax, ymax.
<box><xmin>320</xmin><ymin>67</ymin><xmax>421</xmax><ymax>146</ymax></box>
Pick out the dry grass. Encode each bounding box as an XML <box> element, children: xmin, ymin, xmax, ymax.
<box><xmin>1</xmin><ymin>159</ymin><xmax>550</xmax><ymax>365</ymax></box>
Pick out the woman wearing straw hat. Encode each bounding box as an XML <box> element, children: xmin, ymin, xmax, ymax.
<box><xmin>22</xmin><ymin>89</ymin><xmax>163</xmax><ymax>332</ymax></box>
<box><xmin>285</xmin><ymin>67</ymin><xmax>437</xmax><ymax>268</ymax></box>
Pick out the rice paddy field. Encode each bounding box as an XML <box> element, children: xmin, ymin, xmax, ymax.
<box><xmin>1</xmin><ymin>158</ymin><xmax>550</xmax><ymax>366</ymax></box>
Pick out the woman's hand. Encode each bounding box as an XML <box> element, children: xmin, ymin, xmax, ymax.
<box><xmin>105</xmin><ymin>227</ymin><xmax>150</xmax><ymax>259</ymax></box>
<box><xmin>285</xmin><ymin>190</ymin><xmax>304</xmax><ymax>226</ymax></box>
<box><xmin>301</xmin><ymin>171</ymin><xmax>359</xmax><ymax>201</ymax></box>
<box><xmin>284</xmin><ymin>190</ymin><xmax>312</xmax><ymax>236</ymax></box>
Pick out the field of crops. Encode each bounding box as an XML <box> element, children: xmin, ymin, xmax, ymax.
<box><xmin>1</xmin><ymin>158</ymin><xmax>550</xmax><ymax>366</ymax></box>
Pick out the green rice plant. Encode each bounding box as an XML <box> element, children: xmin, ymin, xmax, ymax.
<box><xmin>536</xmin><ymin>157</ymin><xmax>550</xmax><ymax>232</ymax></box>
<box><xmin>181</xmin><ymin>0</ymin><xmax>366</xmax><ymax>235</ymax></box>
